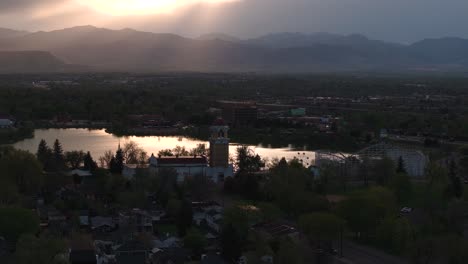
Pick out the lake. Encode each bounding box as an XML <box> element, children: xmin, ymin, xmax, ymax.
<box><xmin>12</xmin><ymin>129</ymin><xmax>316</xmax><ymax>166</ymax></box>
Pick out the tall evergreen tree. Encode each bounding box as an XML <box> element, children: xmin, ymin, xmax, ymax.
<box><xmin>84</xmin><ymin>151</ymin><xmax>97</xmax><ymax>171</ymax></box>
<box><xmin>114</xmin><ymin>146</ymin><xmax>124</xmax><ymax>174</ymax></box>
<box><xmin>109</xmin><ymin>157</ymin><xmax>118</xmax><ymax>174</ymax></box>
<box><xmin>36</xmin><ymin>139</ymin><xmax>51</xmax><ymax>168</ymax></box>
<box><xmin>52</xmin><ymin>139</ymin><xmax>65</xmax><ymax>170</ymax></box>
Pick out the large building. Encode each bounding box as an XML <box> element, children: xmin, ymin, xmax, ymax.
<box><xmin>126</xmin><ymin>118</ymin><xmax>234</xmax><ymax>183</ymax></box>
<box><xmin>218</xmin><ymin>100</ymin><xmax>258</xmax><ymax>127</ymax></box>
<box><xmin>148</xmin><ymin>155</ymin><xmax>209</xmax><ymax>183</ymax></box>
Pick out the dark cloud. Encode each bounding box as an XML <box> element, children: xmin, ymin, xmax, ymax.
<box><xmin>1</xmin><ymin>0</ymin><xmax>468</xmax><ymax>43</ymax></box>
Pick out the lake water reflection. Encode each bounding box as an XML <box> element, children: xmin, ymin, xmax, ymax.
<box><xmin>12</xmin><ymin>129</ymin><xmax>316</xmax><ymax>165</ymax></box>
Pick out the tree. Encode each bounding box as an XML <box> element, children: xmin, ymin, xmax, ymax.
<box><xmin>36</xmin><ymin>139</ymin><xmax>52</xmax><ymax>169</ymax></box>
<box><xmin>376</xmin><ymin>217</ymin><xmax>413</xmax><ymax>254</ymax></box>
<box><xmin>176</xmin><ymin>200</ymin><xmax>193</xmax><ymax>237</ymax></box>
<box><xmin>266</xmin><ymin>159</ymin><xmax>326</xmax><ymax>216</ymax></box>
<box><xmin>114</xmin><ymin>146</ymin><xmax>124</xmax><ymax>173</ymax></box>
<box><xmin>15</xmin><ymin>234</ymin><xmax>68</xmax><ymax>264</ymax></box>
<box><xmin>276</xmin><ymin>238</ymin><xmax>304</xmax><ymax>264</ymax></box>
<box><xmin>173</xmin><ymin>146</ymin><xmax>190</xmax><ymax>156</ymax></box>
<box><xmin>118</xmin><ymin>191</ymin><xmax>147</xmax><ymax>208</ymax></box>
<box><xmin>0</xmin><ymin>179</ymin><xmax>20</xmax><ymax>206</ymax></box>
<box><xmin>338</xmin><ymin>187</ymin><xmax>396</xmax><ymax>239</ymax></box>
<box><xmin>98</xmin><ymin>150</ymin><xmax>114</xmax><ymax>168</ymax></box>
<box><xmin>108</xmin><ymin>146</ymin><xmax>124</xmax><ymax>174</ymax></box>
<box><xmin>185</xmin><ymin>174</ymin><xmax>215</xmax><ymax>201</ymax></box>
<box><xmin>83</xmin><ymin>151</ymin><xmax>97</xmax><ymax>171</ymax></box>
<box><xmin>0</xmin><ymin>207</ymin><xmax>40</xmax><ymax>243</ymax></box>
<box><xmin>299</xmin><ymin>213</ymin><xmax>344</xmax><ymax>245</ymax></box>
<box><xmin>64</xmin><ymin>150</ymin><xmax>85</xmax><ymax>169</ymax></box>
<box><xmin>223</xmin><ymin>206</ymin><xmax>249</xmax><ymax>242</ymax></box>
<box><xmin>189</xmin><ymin>144</ymin><xmax>208</xmax><ymax>156</ymax></box>
<box><xmin>257</xmin><ymin>202</ymin><xmax>283</xmax><ymax>222</ymax></box>
<box><xmin>236</xmin><ymin>146</ymin><xmax>264</xmax><ymax>174</ymax></box>
<box><xmin>221</xmin><ymin>223</ymin><xmax>242</xmax><ymax>262</ymax></box>
<box><xmin>426</xmin><ymin>161</ymin><xmax>448</xmax><ymax>187</ymax></box>
<box><xmin>184</xmin><ymin>229</ymin><xmax>207</xmax><ymax>257</ymax></box>
<box><xmin>158</xmin><ymin>149</ymin><xmax>174</xmax><ymax>157</ymax></box>
<box><xmin>390</xmin><ymin>173</ymin><xmax>413</xmax><ymax>205</ymax></box>
<box><xmin>372</xmin><ymin>157</ymin><xmax>396</xmax><ymax>186</ymax></box>
<box><xmin>0</xmin><ymin>147</ymin><xmax>44</xmax><ymax>194</ymax></box>
<box><xmin>122</xmin><ymin>141</ymin><xmax>148</xmax><ymax>164</ymax></box>
<box><xmin>52</xmin><ymin>139</ymin><xmax>65</xmax><ymax>170</ymax></box>
<box><xmin>446</xmin><ymin>200</ymin><xmax>465</xmax><ymax>235</ymax></box>
<box><xmin>166</xmin><ymin>198</ymin><xmax>182</xmax><ymax>217</ymax></box>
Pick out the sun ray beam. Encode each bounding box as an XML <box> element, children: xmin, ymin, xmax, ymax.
<box><xmin>77</xmin><ymin>0</ymin><xmax>240</xmax><ymax>16</ymax></box>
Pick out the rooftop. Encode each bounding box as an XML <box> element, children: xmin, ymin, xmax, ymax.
<box><xmin>252</xmin><ymin>222</ymin><xmax>299</xmax><ymax>237</ymax></box>
<box><xmin>156</xmin><ymin>156</ymin><xmax>208</xmax><ymax>165</ymax></box>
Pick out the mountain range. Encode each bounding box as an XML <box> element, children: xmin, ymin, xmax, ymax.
<box><xmin>1</xmin><ymin>25</ymin><xmax>468</xmax><ymax>73</ymax></box>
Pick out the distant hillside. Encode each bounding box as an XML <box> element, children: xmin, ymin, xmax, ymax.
<box><xmin>0</xmin><ymin>26</ymin><xmax>468</xmax><ymax>73</ymax></box>
<box><xmin>198</xmin><ymin>33</ymin><xmax>241</xmax><ymax>42</ymax></box>
<box><xmin>0</xmin><ymin>28</ymin><xmax>29</xmax><ymax>39</ymax></box>
<box><xmin>0</xmin><ymin>51</ymin><xmax>82</xmax><ymax>73</ymax></box>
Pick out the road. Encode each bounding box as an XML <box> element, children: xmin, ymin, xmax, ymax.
<box><xmin>337</xmin><ymin>240</ymin><xmax>408</xmax><ymax>264</ymax></box>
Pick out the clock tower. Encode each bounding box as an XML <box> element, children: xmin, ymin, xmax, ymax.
<box><xmin>209</xmin><ymin>118</ymin><xmax>230</xmax><ymax>168</ymax></box>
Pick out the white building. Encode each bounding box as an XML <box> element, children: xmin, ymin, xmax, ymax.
<box><xmin>149</xmin><ymin>155</ymin><xmax>209</xmax><ymax>183</ymax></box>
<box><xmin>147</xmin><ymin>154</ymin><xmax>234</xmax><ymax>183</ymax></box>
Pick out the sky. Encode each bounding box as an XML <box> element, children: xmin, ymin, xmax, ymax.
<box><xmin>1</xmin><ymin>0</ymin><xmax>467</xmax><ymax>43</ymax></box>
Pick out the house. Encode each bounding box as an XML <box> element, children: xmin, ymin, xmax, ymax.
<box><xmin>94</xmin><ymin>240</ymin><xmax>116</xmax><ymax>264</ymax></box>
<box><xmin>192</xmin><ymin>202</ymin><xmax>224</xmax><ymax>234</ymax></box>
<box><xmin>132</xmin><ymin>209</ymin><xmax>154</xmax><ymax>233</ymax></box>
<box><xmin>115</xmin><ymin>240</ymin><xmax>152</xmax><ymax>264</ymax></box>
<box><xmin>36</xmin><ymin>205</ymin><xmax>66</xmax><ymax>226</ymax></box>
<box><xmin>68</xmin><ymin>169</ymin><xmax>93</xmax><ymax>182</ymax></box>
<box><xmin>152</xmin><ymin>237</ymin><xmax>180</xmax><ymax>249</ymax></box>
<box><xmin>80</xmin><ymin>211</ymin><xmax>91</xmax><ymax>228</ymax></box>
<box><xmin>193</xmin><ymin>211</ymin><xmax>222</xmax><ymax>233</ymax></box>
<box><xmin>91</xmin><ymin>217</ymin><xmax>117</xmax><ymax>233</ymax></box>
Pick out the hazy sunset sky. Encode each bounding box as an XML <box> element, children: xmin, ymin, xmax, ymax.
<box><xmin>1</xmin><ymin>0</ymin><xmax>467</xmax><ymax>43</ymax></box>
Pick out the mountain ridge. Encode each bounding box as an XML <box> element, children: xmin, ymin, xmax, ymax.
<box><xmin>1</xmin><ymin>26</ymin><xmax>468</xmax><ymax>73</ymax></box>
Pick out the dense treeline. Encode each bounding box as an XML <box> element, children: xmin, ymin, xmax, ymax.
<box><xmin>2</xmin><ymin>74</ymin><xmax>468</xmax><ymax>122</ymax></box>
<box><xmin>221</xmin><ymin>147</ymin><xmax>468</xmax><ymax>263</ymax></box>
